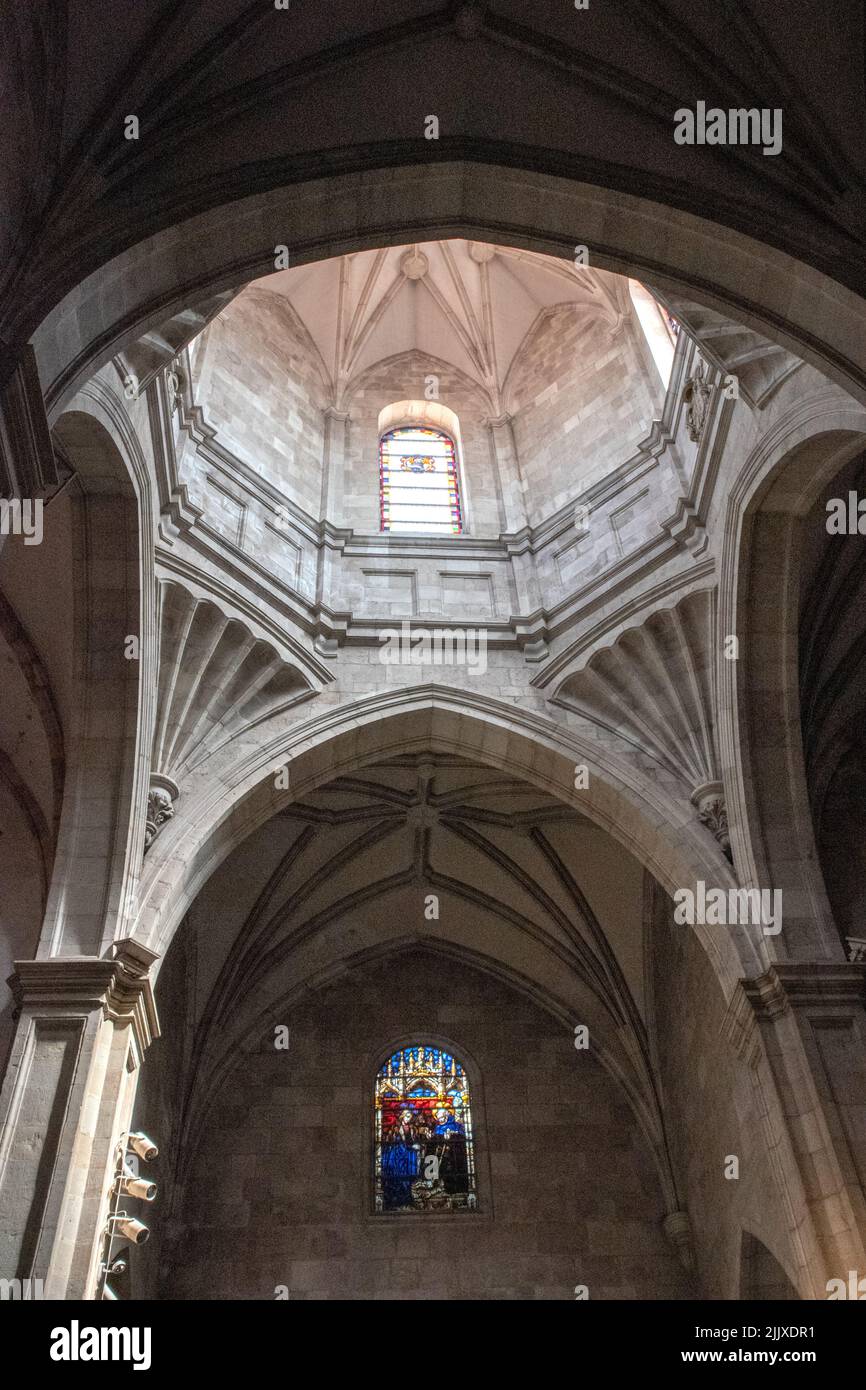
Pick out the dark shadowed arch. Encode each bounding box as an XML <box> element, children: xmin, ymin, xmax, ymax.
<box><xmin>740</xmin><ymin>1230</ymin><xmax>800</xmax><ymax>1300</ymax></box>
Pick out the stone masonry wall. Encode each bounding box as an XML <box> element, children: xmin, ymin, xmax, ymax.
<box><xmin>508</xmin><ymin>309</ymin><xmax>663</xmax><ymax>527</ymax></box>
<box><xmin>191</xmin><ymin>289</ymin><xmax>328</xmax><ymax>519</ymax></box>
<box><xmin>140</xmin><ymin>950</ymin><xmax>694</xmax><ymax>1300</ymax></box>
<box><xmin>341</xmin><ymin>353</ymin><xmax>500</xmax><ymax>537</ymax></box>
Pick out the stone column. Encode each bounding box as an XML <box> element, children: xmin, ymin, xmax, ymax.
<box><xmin>0</xmin><ymin>939</ymin><xmax>159</xmax><ymax>1299</ymax></box>
<box><xmin>724</xmin><ymin>961</ymin><xmax>866</xmax><ymax>1297</ymax></box>
<box><xmin>487</xmin><ymin>415</ymin><xmax>544</xmax><ymax>649</ymax></box>
<box><xmin>315</xmin><ymin>407</ymin><xmax>350</xmax><ymax>632</ymax></box>
<box><xmin>487</xmin><ymin>413</ymin><xmax>526</xmax><ymax>534</ymax></box>
<box><xmin>319</xmin><ymin>406</ymin><xmax>349</xmax><ymax>526</ymax></box>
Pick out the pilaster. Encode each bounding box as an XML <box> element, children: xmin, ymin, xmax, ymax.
<box><xmin>0</xmin><ymin>940</ymin><xmax>159</xmax><ymax>1298</ymax></box>
<box><xmin>723</xmin><ymin>960</ymin><xmax>866</xmax><ymax>1296</ymax></box>
<box><xmin>487</xmin><ymin>413</ymin><xmax>545</xmax><ymax>630</ymax></box>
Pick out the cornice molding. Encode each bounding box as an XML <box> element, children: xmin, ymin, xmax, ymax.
<box><xmin>724</xmin><ymin>963</ymin><xmax>866</xmax><ymax>1061</ymax></box>
<box><xmin>744</xmin><ymin>962</ymin><xmax>866</xmax><ymax>1015</ymax></box>
<box><xmin>10</xmin><ymin>939</ymin><xmax>160</xmax><ymax>1055</ymax></box>
<box><xmin>183</xmin><ymin>368</ymin><xmax>685</xmax><ymax>566</ymax></box>
<box><xmin>154</xmin><ymin>547</ymin><xmax>337</xmax><ymax>685</ymax></box>
<box><xmin>178</xmin><ymin>392</ymin><xmax>322</xmax><ymax>548</ymax></box>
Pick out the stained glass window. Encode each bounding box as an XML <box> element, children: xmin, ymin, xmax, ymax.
<box><xmin>374</xmin><ymin>1045</ymin><xmax>477</xmax><ymax>1212</ymax></box>
<box><xmin>379</xmin><ymin>427</ymin><xmax>463</xmax><ymax>535</ymax></box>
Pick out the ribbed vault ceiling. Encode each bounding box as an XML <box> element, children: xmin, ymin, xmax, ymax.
<box><xmin>249</xmin><ymin>240</ymin><xmax>632</xmax><ymax>412</ymax></box>
<box><xmin>168</xmin><ymin>753</ymin><xmax>666</xmax><ymax>1187</ymax></box>
<box><xmin>186</xmin><ymin>753</ymin><xmax>646</xmax><ymax>1027</ymax></box>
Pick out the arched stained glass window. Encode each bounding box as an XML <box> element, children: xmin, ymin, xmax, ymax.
<box><xmin>379</xmin><ymin>426</ymin><xmax>463</xmax><ymax>535</ymax></box>
<box><xmin>374</xmin><ymin>1045</ymin><xmax>477</xmax><ymax>1212</ymax></box>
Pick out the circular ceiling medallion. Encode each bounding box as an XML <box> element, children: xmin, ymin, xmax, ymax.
<box><xmin>401</xmin><ymin>250</ymin><xmax>429</xmax><ymax>280</ymax></box>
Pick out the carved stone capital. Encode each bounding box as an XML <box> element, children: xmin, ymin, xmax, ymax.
<box><xmin>165</xmin><ymin>365</ymin><xmax>185</xmax><ymax>411</ymax></box>
<box><xmin>145</xmin><ymin>774</ymin><xmax>179</xmax><ymax>851</ymax></box>
<box><xmin>691</xmin><ymin>779</ymin><xmax>731</xmax><ymax>859</ymax></box>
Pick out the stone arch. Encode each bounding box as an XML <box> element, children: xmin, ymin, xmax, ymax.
<box><xmin>26</xmin><ymin>177</ymin><xmax>866</xmax><ymax>981</ymax></box>
<box><xmin>377</xmin><ymin>399</ymin><xmax>463</xmax><ymax>440</ymax></box>
<box><xmin>132</xmin><ymin>687</ymin><xmax>759</xmax><ymax>1000</ymax></box>
<box><xmin>174</xmin><ymin>928</ymin><xmax>657</xmax><ymax>1168</ymax></box>
<box><xmin>719</xmin><ymin>400</ymin><xmax>866</xmax><ymax>961</ymax></box>
<box><xmin>375</xmin><ymin>401</ymin><xmax>468</xmax><ymax>530</ymax></box>
<box><xmin>42</xmin><ymin>383</ymin><xmax>156</xmax><ymax>957</ymax></box>
<box><xmin>32</xmin><ymin>164</ymin><xmax>866</xmax><ymax>431</ymax></box>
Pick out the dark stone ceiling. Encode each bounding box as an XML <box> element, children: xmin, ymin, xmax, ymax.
<box><xmin>2</xmin><ymin>0</ymin><xmax>865</xmax><ymax>356</ymax></box>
